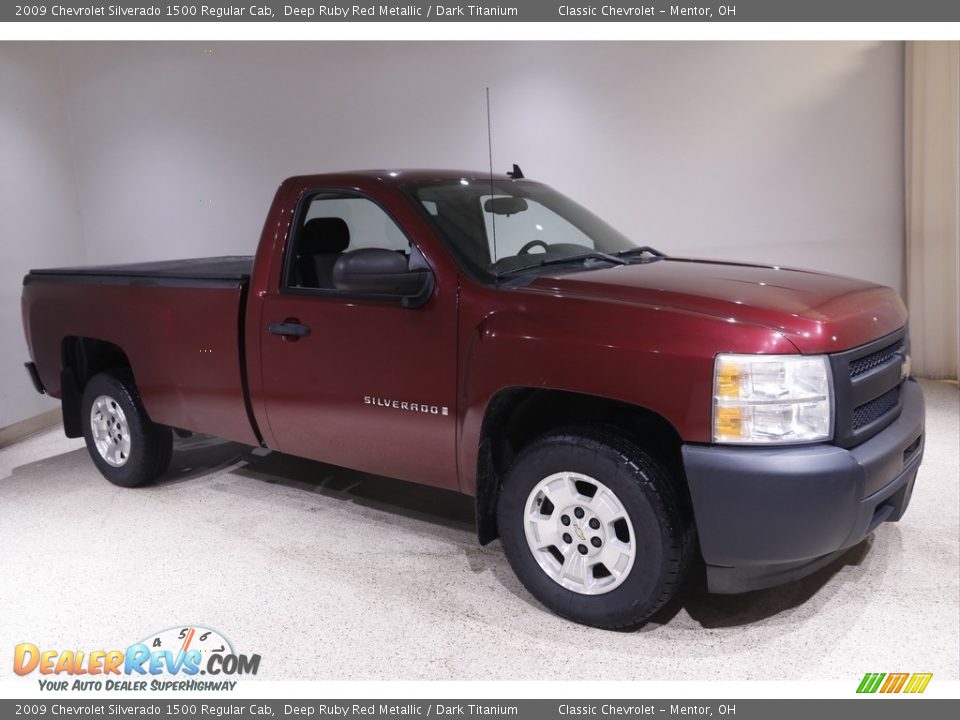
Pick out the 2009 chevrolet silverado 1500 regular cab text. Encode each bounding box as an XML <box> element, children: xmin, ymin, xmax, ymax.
<box><xmin>22</xmin><ymin>169</ymin><xmax>925</xmax><ymax>628</ymax></box>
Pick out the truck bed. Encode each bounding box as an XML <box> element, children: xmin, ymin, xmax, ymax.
<box><xmin>26</xmin><ymin>256</ymin><xmax>253</xmax><ymax>286</ymax></box>
<box><xmin>22</xmin><ymin>256</ymin><xmax>259</xmax><ymax>446</ymax></box>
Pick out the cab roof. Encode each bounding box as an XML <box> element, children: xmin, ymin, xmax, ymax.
<box><xmin>283</xmin><ymin>169</ymin><xmax>520</xmax><ymax>187</ymax></box>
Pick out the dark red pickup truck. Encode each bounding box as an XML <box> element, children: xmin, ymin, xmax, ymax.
<box><xmin>22</xmin><ymin>169</ymin><xmax>925</xmax><ymax>628</ymax></box>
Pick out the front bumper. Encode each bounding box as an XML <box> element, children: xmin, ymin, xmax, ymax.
<box><xmin>682</xmin><ymin>378</ymin><xmax>925</xmax><ymax>593</ymax></box>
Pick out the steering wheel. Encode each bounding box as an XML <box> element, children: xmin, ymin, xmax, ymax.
<box><xmin>518</xmin><ymin>239</ymin><xmax>549</xmax><ymax>255</ymax></box>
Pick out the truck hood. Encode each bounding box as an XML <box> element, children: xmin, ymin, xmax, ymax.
<box><xmin>526</xmin><ymin>258</ymin><xmax>906</xmax><ymax>353</ymax></box>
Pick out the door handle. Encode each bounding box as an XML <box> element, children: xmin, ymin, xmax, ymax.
<box><xmin>267</xmin><ymin>321</ymin><xmax>311</xmax><ymax>338</ymax></box>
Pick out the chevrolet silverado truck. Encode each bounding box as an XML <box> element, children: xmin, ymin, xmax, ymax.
<box><xmin>21</xmin><ymin>169</ymin><xmax>925</xmax><ymax>628</ymax></box>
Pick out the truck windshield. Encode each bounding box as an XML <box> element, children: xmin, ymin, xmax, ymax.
<box><xmin>405</xmin><ymin>179</ymin><xmax>642</xmax><ymax>280</ymax></box>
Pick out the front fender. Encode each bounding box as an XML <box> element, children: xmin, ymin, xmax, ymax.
<box><xmin>456</xmin><ymin>298</ymin><xmax>799</xmax><ymax>494</ymax></box>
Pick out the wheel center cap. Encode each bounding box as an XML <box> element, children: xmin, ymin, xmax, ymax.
<box><xmin>573</xmin><ymin>525</ymin><xmax>586</xmax><ymax>542</ymax></box>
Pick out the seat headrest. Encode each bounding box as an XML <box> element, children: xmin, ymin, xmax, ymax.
<box><xmin>299</xmin><ymin>217</ymin><xmax>349</xmax><ymax>255</ymax></box>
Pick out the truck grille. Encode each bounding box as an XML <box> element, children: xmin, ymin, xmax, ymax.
<box><xmin>853</xmin><ymin>386</ymin><xmax>900</xmax><ymax>429</ymax></box>
<box><xmin>829</xmin><ymin>327</ymin><xmax>907</xmax><ymax>449</ymax></box>
<box><xmin>849</xmin><ymin>340</ymin><xmax>905</xmax><ymax>378</ymax></box>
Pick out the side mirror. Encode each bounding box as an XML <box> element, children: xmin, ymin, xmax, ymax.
<box><xmin>333</xmin><ymin>248</ymin><xmax>434</xmax><ymax>307</ymax></box>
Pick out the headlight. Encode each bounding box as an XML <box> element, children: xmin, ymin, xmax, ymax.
<box><xmin>713</xmin><ymin>354</ymin><xmax>833</xmax><ymax>444</ymax></box>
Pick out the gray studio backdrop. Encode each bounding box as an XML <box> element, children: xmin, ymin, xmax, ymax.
<box><xmin>0</xmin><ymin>41</ymin><xmax>905</xmax><ymax>427</ymax></box>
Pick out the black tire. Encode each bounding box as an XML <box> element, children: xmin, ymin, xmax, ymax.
<box><xmin>81</xmin><ymin>371</ymin><xmax>172</xmax><ymax>488</ymax></box>
<box><xmin>497</xmin><ymin>427</ymin><xmax>693</xmax><ymax>629</ymax></box>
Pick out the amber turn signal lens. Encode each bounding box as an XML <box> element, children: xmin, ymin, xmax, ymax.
<box><xmin>716</xmin><ymin>362</ymin><xmax>741</xmax><ymax>398</ymax></box>
<box><xmin>714</xmin><ymin>406</ymin><xmax>743</xmax><ymax>438</ymax></box>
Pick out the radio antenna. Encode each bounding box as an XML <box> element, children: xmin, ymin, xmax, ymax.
<box><xmin>486</xmin><ymin>87</ymin><xmax>498</xmax><ymax>264</ymax></box>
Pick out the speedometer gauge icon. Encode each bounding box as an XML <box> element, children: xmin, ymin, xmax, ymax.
<box><xmin>140</xmin><ymin>625</ymin><xmax>233</xmax><ymax>667</ymax></box>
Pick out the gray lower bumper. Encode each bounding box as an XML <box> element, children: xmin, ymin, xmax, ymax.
<box><xmin>682</xmin><ymin>378</ymin><xmax>925</xmax><ymax>594</ymax></box>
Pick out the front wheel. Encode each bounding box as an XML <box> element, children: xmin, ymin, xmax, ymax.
<box><xmin>497</xmin><ymin>428</ymin><xmax>692</xmax><ymax>629</ymax></box>
<box><xmin>81</xmin><ymin>371</ymin><xmax>172</xmax><ymax>487</ymax></box>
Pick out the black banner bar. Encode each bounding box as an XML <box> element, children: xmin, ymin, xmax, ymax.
<box><xmin>5</xmin><ymin>0</ymin><xmax>960</xmax><ymax>23</ymax></box>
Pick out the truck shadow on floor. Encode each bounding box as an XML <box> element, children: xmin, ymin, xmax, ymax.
<box><xmin>645</xmin><ymin>538</ymin><xmax>875</xmax><ymax>630</ymax></box>
<box><xmin>161</xmin><ymin>435</ymin><xmax>887</xmax><ymax>631</ymax></box>
<box><xmin>225</xmin><ymin>442</ymin><xmax>476</xmax><ymax>532</ymax></box>
<box><xmin>158</xmin><ymin>434</ymin><xmax>253</xmax><ymax>485</ymax></box>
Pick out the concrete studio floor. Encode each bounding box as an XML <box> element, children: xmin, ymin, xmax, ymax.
<box><xmin>1</xmin><ymin>380</ymin><xmax>957</xmax><ymax>681</ymax></box>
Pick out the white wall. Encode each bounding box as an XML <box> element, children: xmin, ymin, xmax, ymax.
<box><xmin>59</xmin><ymin>42</ymin><xmax>904</xmax><ymax>294</ymax></box>
<box><xmin>2</xmin><ymin>41</ymin><xmax>905</xmax><ymax>427</ymax></box>
<box><xmin>0</xmin><ymin>44</ymin><xmax>84</xmax><ymax>427</ymax></box>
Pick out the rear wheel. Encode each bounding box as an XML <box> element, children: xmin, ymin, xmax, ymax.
<box><xmin>497</xmin><ymin>427</ymin><xmax>692</xmax><ymax>629</ymax></box>
<box><xmin>81</xmin><ymin>371</ymin><xmax>172</xmax><ymax>487</ymax></box>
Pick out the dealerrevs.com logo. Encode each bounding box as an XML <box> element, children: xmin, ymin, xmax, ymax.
<box><xmin>14</xmin><ymin>626</ymin><xmax>260</xmax><ymax>692</ymax></box>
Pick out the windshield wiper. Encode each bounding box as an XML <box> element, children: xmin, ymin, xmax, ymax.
<box><xmin>496</xmin><ymin>252</ymin><xmax>627</xmax><ymax>279</ymax></box>
<box><xmin>615</xmin><ymin>246</ymin><xmax>667</xmax><ymax>259</ymax></box>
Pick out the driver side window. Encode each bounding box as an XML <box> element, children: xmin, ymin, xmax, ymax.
<box><xmin>288</xmin><ymin>194</ymin><xmax>410</xmax><ymax>291</ymax></box>
<box><xmin>480</xmin><ymin>195</ymin><xmax>595</xmax><ymax>261</ymax></box>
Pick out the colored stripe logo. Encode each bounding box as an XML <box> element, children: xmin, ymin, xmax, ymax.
<box><xmin>857</xmin><ymin>672</ymin><xmax>932</xmax><ymax>694</ymax></box>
